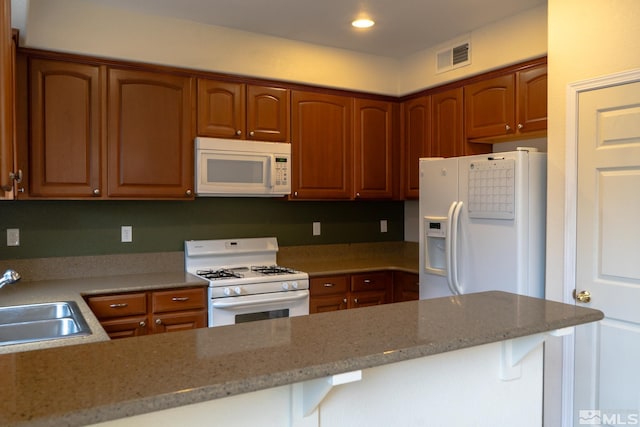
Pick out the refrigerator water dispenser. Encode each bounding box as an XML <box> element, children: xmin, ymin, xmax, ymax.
<box><xmin>424</xmin><ymin>216</ymin><xmax>447</xmax><ymax>276</ymax></box>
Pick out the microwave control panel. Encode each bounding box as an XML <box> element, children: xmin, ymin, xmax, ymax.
<box><xmin>274</xmin><ymin>156</ymin><xmax>289</xmax><ymax>188</ymax></box>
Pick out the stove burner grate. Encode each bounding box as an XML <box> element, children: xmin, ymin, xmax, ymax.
<box><xmin>251</xmin><ymin>265</ymin><xmax>297</xmax><ymax>275</ymax></box>
<box><xmin>196</xmin><ymin>269</ymin><xmax>244</xmax><ymax>280</ymax></box>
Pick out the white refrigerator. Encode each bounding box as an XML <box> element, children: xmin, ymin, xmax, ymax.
<box><xmin>419</xmin><ymin>148</ymin><xmax>547</xmax><ymax>299</ymax></box>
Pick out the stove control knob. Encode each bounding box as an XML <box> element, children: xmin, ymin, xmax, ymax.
<box><xmin>223</xmin><ymin>287</ymin><xmax>232</xmax><ymax>296</ymax></box>
<box><xmin>234</xmin><ymin>286</ymin><xmax>242</xmax><ymax>295</ymax></box>
<box><xmin>282</xmin><ymin>282</ymin><xmax>290</xmax><ymax>291</ymax></box>
<box><xmin>291</xmin><ymin>281</ymin><xmax>299</xmax><ymax>289</ymax></box>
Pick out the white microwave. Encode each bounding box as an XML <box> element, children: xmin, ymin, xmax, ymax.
<box><xmin>195</xmin><ymin>137</ymin><xmax>291</xmax><ymax>197</ymax></box>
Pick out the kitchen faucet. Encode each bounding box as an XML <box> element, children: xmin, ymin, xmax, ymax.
<box><xmin>0</xmin><ymin>269</ymin><xmax>21</xmax><ymax>289</ymax></box>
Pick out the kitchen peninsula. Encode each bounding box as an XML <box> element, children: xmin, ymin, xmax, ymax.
<box><xmin>1</xmin><ymin>290</ymin><xmax>602</xmax><ymax>427</ymax></box>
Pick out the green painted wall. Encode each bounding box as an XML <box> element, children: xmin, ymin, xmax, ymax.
<box><xmin>0</xmin><ymin>198</ymin><xmax>404</xmax><ymax>259</ymax></box>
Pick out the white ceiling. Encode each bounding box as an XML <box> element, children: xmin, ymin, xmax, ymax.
<box><xmin>84</xmin><ymin>0</ymin><xmax>545</xmax><ymax>58</ymax></box>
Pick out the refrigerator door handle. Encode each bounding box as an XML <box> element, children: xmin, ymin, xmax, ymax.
<box><xmin>450</xmin><ymin>201</ymin><xmax>464</xmax><ymax>295</ymax></box>
<box><xmin>445</xmin><ymin>201</ymin><xmax>460</xmax><ymax>296</ymax></box>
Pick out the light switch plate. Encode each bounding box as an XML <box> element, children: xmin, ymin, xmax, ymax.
<box><xmin>312</xmin><ymin>222</ymin><xmax>321</xmax><ymax>236</ymax></box>
<box><xmin>6</xmin><ymin>228</ymin><xmax>19</xmax><ymax>246</ymax></box>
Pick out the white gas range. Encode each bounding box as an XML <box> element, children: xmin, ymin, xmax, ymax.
<box><xmin>184</xmin><ymin>237</ymin><xmax>310</xmax><ymax>327</ymax></box>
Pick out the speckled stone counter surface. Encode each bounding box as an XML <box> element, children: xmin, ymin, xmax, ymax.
<box><xmin>1</xmin><ymin>291</ymin><xmax>602</xmax><ymax>427</ymax></box>
<box><xmin>278</xmin><ymin>241</ymin><xmax>419</xmax><ymax>276</ymax></box>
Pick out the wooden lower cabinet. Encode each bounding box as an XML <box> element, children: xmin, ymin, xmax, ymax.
<box><xmin>393</xmin><ymin>271</ymin><xmax>420</xmax><ymax>302</ymax></box>
<box><xmin>86</xmin><ymin>287</ymin><xmax>207</xmax><ymax>339</ymax></box>
<box><xmin>309</xmin><ymin>271</ymin><xmax>393</xmax><ymax>313</ymax></box>
<box><xmin>309</xmin><ymin>275</ymin><xmax>349</xmax><ymax>313</ymax></box>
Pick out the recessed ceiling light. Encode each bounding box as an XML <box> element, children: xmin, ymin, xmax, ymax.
<box><xmin>351</xmin><ymin>18</ymin><xmax>375</xmax><ymax>29</ymax></box>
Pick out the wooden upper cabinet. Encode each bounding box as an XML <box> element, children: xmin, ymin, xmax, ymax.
<box><xmin>291</xmin><ymin>90</ymin><xmax>352</xmax><ymax>199</ymax></box>
<box><xmin>246</xmin><ymin>85</ymin><xmax>290</xmax><ymax>142</ymax></box>
<box><xmin>28</xmin><ymin>58</ymin><xmax>103</xmax><ymax>197</ymax></box>
<box><xmin>431</xmin><ymin>88</ymin><xmax>463</xmax><ymax>158</ymax></box>
<box><xmin>464</xmin><ymin>74</ymin><xmax>515</xmax><ymax>140</ymax></box>
<box><xmin>464</xmin><ymin>62</ymin><xmax>547</xmax><ymax>141</ymax></box>
<box><xmin>107</xmin><ymin>68</ymin><xmax>195</xmax><ymax>198</ymax></box>
<box><xmin>402</xmin><ymin>96</ymin><xmax>430</xmax><ymax>199</ymax></box>
<box><xmin>517</xmin><ymin>64</ymin><xmax>547</xmax><ymax>133</ymax></box>
<box><xmin>0</xmin><ymin>0</ymin><xmax>15</xmax><ymax>198</ymax></box>
<box><xmin>353</xmin><ymin>98</ymin><xmax>394</xmax><ymax>199</ymax></box>
<box><xmin>197</xmin><ymin>79</ymin><xmax>290</xmax><ymax>142</ymax></box>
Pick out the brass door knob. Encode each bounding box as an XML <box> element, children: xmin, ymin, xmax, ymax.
<box><xmin>574</xmin><ymin>289</ymin><xmax>591</xmax><ymax>303</ymax></box>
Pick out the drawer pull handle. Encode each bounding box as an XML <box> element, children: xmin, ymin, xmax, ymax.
<box><xmin>172</xmin><ymin>297</ymin><xmax>190</xmax><ymax>302</ymax></box>
<box><xmin>363</xmin><ymin>279</ymin><xmax>372</xmax><ymax>284</ymax></box>
<box><xmin>109</xmin><ymin>303</ymin><xmax>128</xmax><ymax>308</ymax></box>
<box><xmin>139</xmin><ymin>321</ymin><xmax>146</xmax><ymax>327</ymax></box>
<box><xmin>323</xmin><ymin>283</ymin><xmax>335</xmax><ymax>287</ymax></box>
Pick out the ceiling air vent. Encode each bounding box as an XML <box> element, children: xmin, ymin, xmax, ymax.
<box><xmin>436</xmin><ymin>41</ymin><xmax>471</xmax><ymax>74</ymax></box>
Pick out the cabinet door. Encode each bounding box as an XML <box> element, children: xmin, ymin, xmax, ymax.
<box><xmin>351</xmin><ymin>290</ymin><xmax>387</xmax><ymax>309</ymax></box>
<box><xmin>309</xmin><ymin>295</ymin><xmax>348</xmax><ymax>313</ymax></box>
<box><xmin>107</xmin><ymin>68</ymin><xmax>195</xmax><ymax>198</ymax></box>
<box><xmin>152</xmin><ymin>311</ymin><xmax>207</xmax><ymax>333</ymax></box>
<box><xmin>393</xmin><ymin>271</ymin><xmax>419</xmax><ymax>302</ymax></box>
<box><xmin>291</xmin><ymin>91</ymin><xmax>352</xmax><ymax>199</ymax></box>
<box><xmin>353</xmin><ymin>98</ymin><xmax>393</xmax><ymax>199</ymax></box>
<box><xmin>464</xmin><ymin>74</ymin><xmax>515</xmax><ymax>139</ymax></box>
<box><xmin>431</xmin><ymin>88</ymin><xmax>463</xmax><ymax>158</ymax></box>
<box><xmin>28</xmin><ymin>59</ymin><xmax>102</xmax><ymax>197</ymax></box>
<box><xmin>517</xmin><ymin>64</ymin><xmax>547</xmax><ymax>134</ymax></box>
<box><xmin>100</xmin><ymin>315</ymin><xmax>148</xmax><ymax>339</ymax></box>
<box><xmin>403</xmin><ymin>96</ymin><xmax>430</xmax><ymax>199</ymax></box>
<box><xmin>246</xmin><ymin>85</ymin><xmax>290</xmax><ymax>142</ymax></box>
<box><xmin>197</xmin><ymin>79</ymin><xmax>245</xmax><ymax>138</ymax></box>
<box><xmin>0</xmin><ymin>0</ymin><xmax>14</xmax><ymax>197</ymax></box>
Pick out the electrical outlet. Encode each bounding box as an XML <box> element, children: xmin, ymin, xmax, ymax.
<box><xmin>121</xmin><ymin>226</ymin><xmax>133</xmax><ymax>243</ymax></box>
<box><xmin>380</xmin><ymin>220</ymin><xmax>388</xmax><ymax>233</ymax></box>
<box><xmin>6</xmin><ymin>228</ymin><xmax>19</xmax><ymax>246</ymax></box>
<box><xmin>312</xmin><ymin>222</ymin><xmax>321</xmax><ymax>236</ymax></box>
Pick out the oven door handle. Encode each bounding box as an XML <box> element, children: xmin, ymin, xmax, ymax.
<box><xmin>211</xmin><ymin>290</ymin><xmax>309</xmax><ymax>309</ymax></box>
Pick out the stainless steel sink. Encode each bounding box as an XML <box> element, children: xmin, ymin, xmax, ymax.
<box><xmin>0</xmin><ymin>301</ymin><xmax>92</xmax><ymax>346</ymax></box>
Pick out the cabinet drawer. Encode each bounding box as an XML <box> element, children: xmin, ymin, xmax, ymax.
<box><xmin>351</xmin><ymin>272</ymin><xmax>389</xmax><ymax>292</ymax></box>
<box><xmin>309</xmin><ymin>275</ymin><xmax>349</xmax><ymax>296</ymax></box>
<box><xmin>86</xmin><ymin>293</ymin><xmax>147</xmax><ymax>319</ymax></box>
<box><xmin>152</xmin><ymin>287</ymin><xmax>206</xmax><ymax>313</ymax></box>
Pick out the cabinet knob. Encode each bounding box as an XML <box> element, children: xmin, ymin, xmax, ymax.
<box><xmin>155</xmin><ymin>319</ymin><xmax>162</xmax><ymax>325</ymax></box>
<box><xmin>363</xmin><ymin>279</ymin><xmax>372</xmax><ymax>284</ymax></box>
<box><xmin>355</xmin><ymin>192</ymin><xmax>361</xmax><ymax>198</ymax></box>
<box><xmin>343</xmin><ymin>298</ymin><xmax>348</xmax><ymax>304</ymax></box>
<box><xmin>293</xmin><ymin>191</ymin><xmax>298</xmax><ymax>197</ymax></box>
<box><xmin>505</xmin><ymin>124</ymin><xmax>511</xmax><ymax>132</ymax></box>
<box><xmin>236</xmin><ymin>130</ymin><xmax>242</xmax><ymax>136</ymax></box>
<box><xmin>185</xmin><ymin>189</ymin><xmax>193</xmax><ymax>196</ymax></box>
<box><xmin>517</xmin><ymin>123</ymin><xmax>524</xmax><ymax>130</ymax></box>
<box><xmin>92</xmin><ymin>188</ymin><xmax>100</xmax><ymax>196</ymax></box>
<box><xmin>354</xmin><ymin>298</ymin><xmax>359</xmax><ymax>304</ymax></box>
<box><xmin>249</xmin><ymin>131</ymin><xmax>255</xmax><ymax>137</ymax></box>
<box><xmin>139</xmin><ymin>321</ymin><xmax>146</xmax><ymax>327</ymax></box>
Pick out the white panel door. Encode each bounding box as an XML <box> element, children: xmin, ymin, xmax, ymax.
<box><xmin>574</xmin><ymin>81</ymin><xmax>640</xmax><ymax>426</ymax></box>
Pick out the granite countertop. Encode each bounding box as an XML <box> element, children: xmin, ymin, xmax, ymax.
<box><xmin>1</xmin><ymin>291</ymin><xmax>603</xmax><ymax>427</ymax></box>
